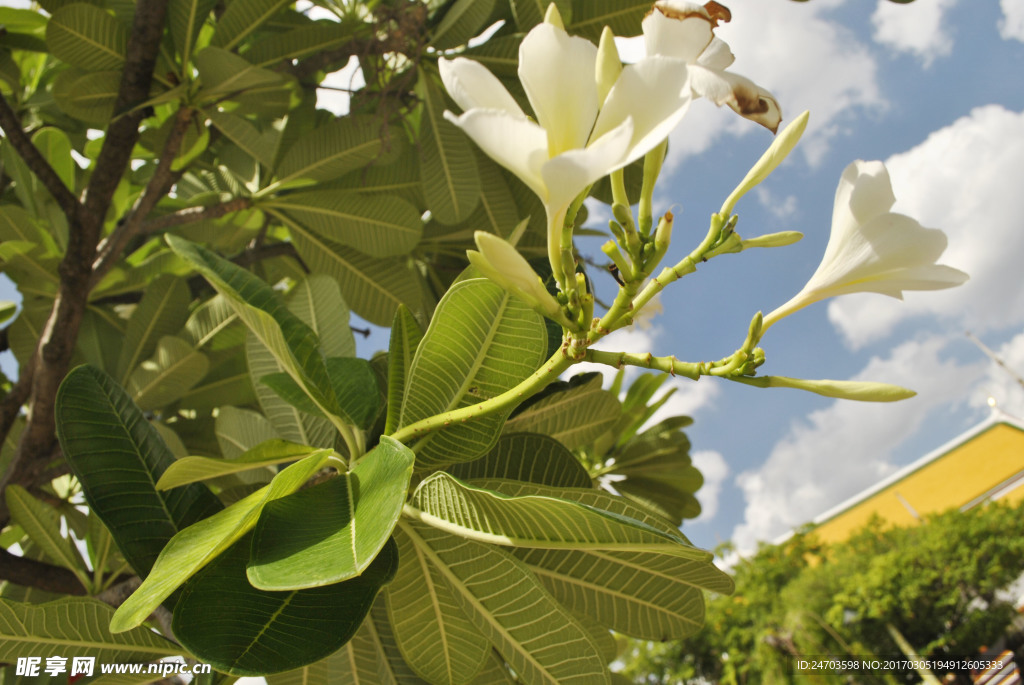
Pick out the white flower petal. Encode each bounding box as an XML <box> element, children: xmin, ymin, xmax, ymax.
<box><xmin>518</xmin><ymin>23</ymin><xmax>599</xmax><ymax>156</ymax></box>
<box><xmin>697</xmin><ymin>37</ymin><xmax>734</xmax><ymax>70</ymax></box>
<box><xmin>439</xmin><ymin>58</ymin><xmax>524</xmax><ymax>116</ymax></box>
<box><xmin>642</xmin><ymin>9</ymin><xmax>713</xmax><ymax>63</ymax></box>
<box><xmin>590</xmin><ymin>57</ymin><xmax>691</xmax><ymax>165</ymax></box>
<box><xmin>705</xmin><ymin>70</ymin><xmax>782</xmax><ymax>133</ymax></box>
<box><xmin>445</xmin><ymin>109</ymin><xmax>548</xmax><ymax>201</ymax></box>
<box><xmin>832</xmin><ymin>160</ymin><xmax>897</xmax><ymax>232</ymax></box>
<box><xmin>541</xmin><ymin>119</ymin><xmax>634</xmax><ymax>215</ymax></box>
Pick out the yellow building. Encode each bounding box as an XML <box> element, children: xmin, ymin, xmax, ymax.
<box><xmin>806</xmin><ymin>408</ymin><xmax>1024</xmax><ymax>546</ymax></box>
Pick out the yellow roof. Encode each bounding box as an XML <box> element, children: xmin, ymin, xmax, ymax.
<box><xmin>805</xmin><ymin>411</ymin><xmax>1024</xmax><ymax>545</ymax></box>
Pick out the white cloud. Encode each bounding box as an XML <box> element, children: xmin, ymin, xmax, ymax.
<box><xmin>828</xmin><ymin>105</ymin><xmax>1024</xmax><ymax>348</ymax></box>
<box><xmin>871</xmin><ymin>0</ymin><xmax>958</xmax><ymax>67</ymax></box>
<box><xmin>1000</xmin><ymin>0</ymin><xmax>1024</xmax><ymax>42</ymax></box>
<box><xmin>729</xmin><ymin>336</ymin><xmax>983</xmax><ymax>553</ymax></box>
<box><xmin>658</xmin><ymin>0</ymin><xmax>884</xmax><ymax>169</ymax></box>
<box><xmin>692</xmin><ymin>450</ymin><xmax>729</xmax><ymax>521</ymax></box>
<box><xmin>755</xmin><ymin>186</ymin><xmax>798</xmax><ymax>220</ymax></box>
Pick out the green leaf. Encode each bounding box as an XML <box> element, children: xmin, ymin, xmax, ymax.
<box><xmin>46</xmin><ymin>3</ymin><xmax>127</xmax><ymax>71</ymax></box>
<box><xmin>178</xmin><ymin>353</ymin><xmax>257</xmax><ymax>412</ymax></box>
<box><xmin>273</xmin><ymin>116</ymin><xmax>391</xmax><ymax>190</ymax></box>
<box><xmin>0</xmin><ymin>598</ymin><xmax>178</xmax><ymax>662</ymax></box>
<box><xmin>505</xmin><ymin>374</ymin><xmax>620</xmax><ymax>449</ymax></box>
<box><xmin>168</xmin><ymin>0</ymin><xmax>216</xmax><ymax>67</ymax></box>
<box><xmin>567</xmin><ymin>0</ymin><xmax>651</xmax><ymax>39</ymax></box>
<box><xmin>194</xmin><ymin>46</ymin><xmax>291</xmax><ymax>100</ymax></box>
<box><xmin>478</xmin><ymin>480</ymin><xmax>730</xmax><ymax>639</ymax></box>
<box><xmin>511</xmin><ymin>0</ymin><xmax>571</xmax><ymax>31</ymax></box>
<box><xmin>246</xmin><ymin>333</ymin><xmax>337</xmax><ymax>449</ymax></box>
<box><xmin>246</xmin><ymin>21</ymin><xmax>360</xmax><ymax>68</ymax></box>
<box><xmin>183</xmin><ymin>294</ymin><xmax>243</xmax><ymax>350</ymax></box>
<box><xmin>325</xmin><ymin>357</ymin><xmax>381</xmax><ymax>429</ymax></box>
<box><xmin>55</xmin><ymin>365</ymin><xmax>223</xmax><ymax>579</ymax></box>
<box><xmin>287</xmin><ymin>274</ymin><xmax>355</xmax><ymax>358</ymax></box>
<box><xmin>173</xmin><ymin>533</ymin><xmax>398</xmax><ymax>675</ymax></box>
<box><xmin>215</xmin><ymin>406</ymin><xmax>279</xmax><ymax>459</ymax></box>
<box><xmin>116</xmin><ymin>274</ymin><xmax>191</xmax><ymax>383</ymax></box>
<box><xmin>5</xmin><ymin>485</ymin><xmax>91</xmax><ymax>591</ymax></box>
<box><xmin>418</xmin><ymin>71</ymin><xmax>479</xmax><ymax>225</ymax></box>
<box><xmin>211</xmin><ymin>0</ymin><xmax>291</xmax><ymax>51</ymax></box>
<box><xmin>408</xmin><ymin>473</ymin><xmax>704</xmax><ymax>557</ymax></box>
<box><xmin>31</xmin><ymin>129</ymin><xmax>76</xmax><ymax>193</ymax></box>
<box><xmin>207</xmin><ymin>111</ymin><xmax>277</xmax><ymax>168</ymax></box>
<box><xmin>399</xmin><ymin>279</ymin><xmax>546</xmax><ymax>469</ymax></box>
<box><xmin>52</xmin><ymin>69</ymin><xmax>120</xmax><ymax>125</ymax></box>
<box><xmin>448</xmin><ymin>433</ymin><xmax>591</xmax><ymax>488</ymax></box>
<box><xmin>156</xmin><ymin>440</ymin><xmax>314</xmax><ymax>489</ymax></box>
<box><xmin>388</xmin><ymin>525</ymin><xmax>490</xmax><ymax>684</ymax></box>
<box><xmin>167</xmin><ymin>236</ymin><xmax>338</xmax><ymax>421</ymax></box>
<box><xmin>430</xmin><ymin>0</ymin><xmax>496</xmax><ymax>50</ymax></box>
<box><xmin>247</xmin><ymin>436</ymin><xmax>413</xmax><ymax>590</ymax></box>
<box><xmin>110</xmin><ymin>449</ymin><xmax>333</xmax><ymax>632</ymax></box>
<box><xmin>266</xmin><ymin>191</ymin><xmax>422</xmax><ymax>258</ymax></box>
<box><xmin>126</xmin><ymin>335</ymin><xmax>210</xmax><ymax>411</ymax></box>
<box><xmin>399</xmin><ymin>521</ymin><xmax>609</xmax><ymax>684</ymax></box>
<box><xmin>385</xmin><ymin>305</ymin><xmax>424</xmax><ymax>436</ymax></box>
<box><xmin>290</xmin><ymin>228</ymin><xmax>423</xmax><ymax>327</ymax></box>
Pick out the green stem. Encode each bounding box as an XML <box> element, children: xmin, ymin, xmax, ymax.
<box><xmin>389</xmin><ymin>349</ymin><xmax>575</xmax><ymax>446</ymax></box>
<box><xmin>584</xmin><ymin>348</ymin><xmax>702</xmax><ymax>381</ymax></box>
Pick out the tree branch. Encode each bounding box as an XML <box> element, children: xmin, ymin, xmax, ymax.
<box><xmin>140</xmin><ymin>197</ymin><xmax>253</xmax><ymax>235</ymax></box>
<box><xmin>0</xmin><ymin>0</ymin><xmax>170</xmax><ymax>528</ymax></box>
<box><xmin>90</xmin><ymin>105</ymin><xmax>195</xmax><ymax>288</ymax></box>
<box><xmin>0</xmin><ymin>93</ymin><xmax>80</xmax><ymax>220</ymax></box>
<box><xmin>0</xmin><ymin>547</ymin><xmax>88</xmax><ymax>595</ymax></box>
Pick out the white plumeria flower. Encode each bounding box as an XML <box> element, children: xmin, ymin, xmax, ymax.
<box><xmin>439</xmin><ymin>18</ymin><xmax>692</xmax><ymax>287</ymax></box>
<box><xmin>643</xmin><ymin>1</ymin><xmax>782</xmax><ymax>132</ymax></box>
<box><xmin>762</xmin><ymin>160</ymin><xmax>969</xmax><ymax>331</ymax></box>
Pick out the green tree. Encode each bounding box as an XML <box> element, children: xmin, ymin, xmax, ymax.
<box><xmin>622</xmin><ymin>500</ymin><xmax>1024</xmax><ymax>685</ymax></box>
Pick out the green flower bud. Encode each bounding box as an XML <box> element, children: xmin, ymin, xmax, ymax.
<box><xmin>544</xmin><ymin>3</ymin><xmax>565</xmax><ymax>29</ymax></box>
<box><xmin>596</xmin><ymin>27</ymin><xmax>622</xmax><ymax>104</ymax></box>
<box><xmin>721</xmin><ymin>110</ymin><xmax>810</xmax><ymax>216</ymax></box>
<box><xmin>732</xmin><ymin>374</ymin><xmax>916</xmax><ymax>402</ymax></box>
<box><xmin>740</xmin><ymin>231</ymin><xmax>804</xmax><ymax>250</ymax></box>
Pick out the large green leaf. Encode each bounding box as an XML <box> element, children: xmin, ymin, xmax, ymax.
<box><xmin>398</xmin><ymin>279</ymin><xmax>547</xmax><ymax>469</ymax></box>
<box><xmin>388</xmin><ymin>525</ymin><xmax>490</xmax><ymax>685</ymax></box>
<box><xmin>126</xmin><ymin>335</ymin><xmax>210</xmax><ymax>411</ymax></box>
<box><xmin>399</xmin><ymin>521</ymin><xmax>609</xmax><ymax>684</ymax></box>
<box><xmin>116</xmin><ymin>274</ymin><xmax>191</xmax><ymax>383</ymax></box>
<box><xmin>183</xmin><ymin>294</ymin><xmax>243</xmax><ymax>350</ymax></box>
<box><xmin>173</xmin><ymin>534</ymin><xmax>398</xmax><ymax>675</ymax></box>
<box><xmin>430</xmin><ymin>0</ymin><xmax>496</xmax><ymax>50</ymax></box>
<box><xmin>385</xmin><ymin>305</ymin><xmax>424</xmax><ymax>436</ymax></box>
<box><xmin>211</xmin><ymin>0</ymin><xmax>291</xmax><ymax>51</ymax></box>
<box><xmin>110</xmin><ymin>449</ymin><xmax>333</xmax><ymax>632</ymax></box>
<box><xmin>246</xmin><ymin>333</ymin><xmax>337</xmax><ymax>449</ymax></box>
<box><xmin>408</xmin><ymin>473</ymin><xmax>704</xmax><ymax>557</ymax></box>
<box><xmin>0</xmin><ymin>598</ymin><xmax>178</xmax><ymax>663</ymax></box>
<box><xmin>31</xmin><ymin>129</ymin><xmax>76</xmax><ymax>193</ymax></box>
<box><xmin>417</xmin><ymin>71</ymin><xmax>479</xmax><ymax>225</ymax></box>
<box><xmin>325</xmin><ymin>357</ymin><xmax>381</xmax><ymax>430</ymax></box>
<box><xmin>194</xmin><ymin>46</ymin><xmax>291</xmax><ymax>100</ymax></box>
<box><xmin>207</xmin><ymin>111</ymin><xmax>277</xmax><ymax>168</ymax></box>
<box><xmin>156</xmin><ymin>440</ymin><xmax>314</xmax><ymax>489</ymax></box>
<box><xmin>447</xmin><ymin>433</ymin><xmax>591</xmax><ymax>488</ymax></box>
<box><xmin>167</xmin><ymin>236</ymin><xmax>340</xmax><ymax>422</ymax></box>
<box><xmin>504</xmin><ymin>374</ymin><xmax>620</xmax><ymax>449</ymax></box>
<box><xmin>273</xmin><ymin>116</ymin><xmax>391</xmax><ymax>190</ymax></box>
<box><xmin>248</xmin><ymin>436</ymin><xmax>414</xmax><ymax>590</ymax></box>
<box><xmin>476</xmin><ymin>480</ymin><xmax>730</xmax><ymax>639</ymax></box>
<box><xmin>52</xmin><ymin>68</ymin><xmax>120</xmax><ymax>125</ymax></box>
<box><xmin>55</xmin><ymin>365</ymin><xmax>223</xmax><ymax>579</ymax></box>
<box><xmin>567</xmin><ymin>0</ymin><xmax>651</xmax><ymax>39</ymax></box>
<box><xmin>288</xmin><ymin>274</ymin><xmax>355</xmax><ymax>358</ymax></box>
<box><xmin>266</xmin><ymin>191</ymin><xmax>422</xmax><ymax>258</ymax></box>
<box><xmin>290</xmin><ymin>228</ymin><xmax>423</xmax><ymax>327</ymax></box>
<box><xmin>511</xmin><ymin>0</ymin><xmax>571</xmax><ymax>31</ymax></box>
<box><xmin>46</xmin><ymin>3</ymin><xmax>127</xmax><ymax>71</ymax></box>
<box><xmin>247</xmin><ymin>21</ymin><xmax>360</xmax><ymax>68</ymax></box>
<box><xmin>168</xmin><ymin>0</ymin><xmax>216</xmax><ymax>67</ymax></box>
<box><xmin>5</xmin><ymin>485</ymin><xmax>91</xmax><ymax>591</ymax></box>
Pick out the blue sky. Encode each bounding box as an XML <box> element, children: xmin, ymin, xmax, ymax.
<box><xmin>4</xmin><ymin>0</ymin><xmax>1024</xmax><ymax>558</ymax></box>
<box><xmin>569</xmin><ymin>0</ymin><xmax>1024</xmax><ymax>553</ymax></box>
